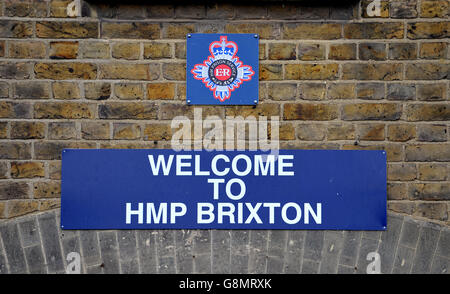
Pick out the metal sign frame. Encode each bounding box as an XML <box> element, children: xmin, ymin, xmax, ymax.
<box><xmin>61</xmin><ymin>149</ymin><xmax>387</xmax><ymax>230</ymax></box>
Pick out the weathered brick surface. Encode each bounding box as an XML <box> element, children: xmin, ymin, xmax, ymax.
<box><xmin>147</xmin><ymin>83</ymin><xmax>175</xmax><ymax>100</ymax></box>
<box><xmin>114</xmin><ymin>83</ymin><xmax>145</xmax><ymax>100</ymax></box>
<box><xmin>0</xmin><ymin>1</ymin><xmax>447</xmax><ymax>274</ymax></box>
<box><xmin>417</xmin><ymin>124</ymin><xmax>447</xmax><ymax>142</ymax></box>
<box><xmin>50</xmin><ymin>0</ymin><xmax>74</xmax><ymax>18</ymax></box>
<box><xmin>405</xmin><ymin>104</ymin><xmax>449</xmax><ymax>121</ymax></box>
<box><xmin>387</xmin><ymin>124</ymin><xmax>416</xmax><ymax>142</ymax></box>
<box><xmin>390</xmin><ymin>1</ymin><xmax>418</xmax><ymax>18</ymax></box>
<box><xmin>36</xmin><ymin>21</ymin><xmax>98</xmax><ymax>39</ymax></box>
<box><xmin>342</xmin><ymin>103</ymin><xmax>401</xmax><ymax>121</ymax></box>
<box><xmin>80</xmin><ymin>41</ymin><xmax>110</xmax><ymax>59</ymax></box>
<box><xmin>35</xmin><ymin>63</ymin><xmax>97</xmax><ymax>80</ymax></box>
<box><xmin>81</xmin><ymin>122</ymin><xmax>110</xmax><ymax>140</ymax></box>
<box><xmin>84</xmin><ymin>82</ymin><xmax>111</xmax><ymax>100</ymax></box>
<box><xmin>6</xmin><ymin>200</ymin><xmax>39</xmax><ymax>218</ymax></box>
<box><xmin>342</xmin><ymin>64</ymin><xmax>403</xmax><ymax>80</ymax></box>
<box><xmin>283</xmin><ymin>23</ymin><xmax>341</xmax><ymax>40</ymax></box>
<box><xmin>102</xmin><ymin>22</ymin><xmax>160</xmax><ymax>39</ymax></box>
<box><xmin>389</xmin><ymin>43</ymin><xmax>417</xmax><ymax>60</ymax></box>
<box><xmin>225</xmin><ymin>23</ymin><xmax>279</xmax><ymax>39</ymax></box>
<box><xmin>269</xmin><ymin>43</ymin><xmax>296</xmax><ymax>60</ymax></box>
<box><xmin>162</xmin><ymin>63</ymin><xmax>186</xmax><ymax>81</ymax></box>
<box><xmin>268</xmin><ymin>83</ymin><xmax>297</xmax><ymax>101</ymax></box>
<box><xmin>9</xmin><ymin>41</ymin><xmax>46</xmax><ymax>59</ymax></box>
<box><xmin>34</xmin><ymin>102</ymin><xmax>95</xmax><ymax>119</ymax></box>
<box><xmin>359</xmin><ymin>43</ymin><xmax>387</xmax><ymax>60</ymax></box>
<box><xmin>143</xmin><ymin>123</ymin><xmax>172</xmax><ymax>141</ymax></box>
<box><xmin>10</xmin><ymin>122</ymin><xmax>45</xmax><ymax>139</ymax></box>
<box><xmin>407</xmin><ymin>22</ymin><xmax>449</xmax><ymax>39</ymax></box>
<box><xmin>329</xmin><ymin>44</ymin><xmax>357</xmax><ymax>60</ymax></box>
<box><xmin>49</xmin><ymin>41</ymin><xmax>78</xmax><ymax>59</ymax></box>
<box><xmin>0</xmin><ymin>62</ymin><xmax>32</xmax><ymax>79</ymax></box>
<box><xmin>299</xmin><ymin>83</ymin><xmax>326</xmax><ymax>100</ymax></box>
<box><xmin>4</xmin><ymin>0</ymin><xmax>47</xmax><ymax>18</ymax></box>
<box><xmin>420</xmin><ymin>42</ymin><xmax>448</xmax><ymax>59</ymax></box>
<box><xmin>48</xmin><ymin>122</ymin><xmax>77</xmax><ymax>140</ymax></box>
<box><xmin>0</xmin><ymin>182</ymin><xmax>30</xmax><ymax>200</ymax></box>
<box><xmin>52</xmin><ymin>82</ymin><xmax>81</xmax><ymax>99</ymax></box>
<box><xmin>284</xmin><ymin>103</ymin><xmax>338</xmax><ymax>121</ymax></box>
<box><xmin>112</xmin><ymin>43</ymin><xmax>140</xmax><ymax>60</ymax></box>
<box><xmin>406</xmin><ymin>144</ymin><xmax>450</xmax><ymax>162</ymax></box>
<box><xmin>144</xmin><ymin>43</ymin><xmax>171</xmax><ymax>59</ymax></box>
<box><xmin>11</xmin><ymin>162</ymin><xmax>45</xmax><ymax>179</ymax></box>
<box><xmin>356</xmin><ymin>83</ymin><xmax>384</xmax><ymax>100</ymax></box>
<box><xmin>420</xmin><ymin>0</ymin><xmax>449</xmax><ymax>18</ymax></box>
<box><xmin>34</xmin><ymin>141</ymin><xmax>96</xmax><ymax>160</ymax></box>
<box><xmin>113</xmin><ymin>123</ymin><xmax>141</xmax><ymax>140</ymax></box>
<box><xmin>344</xmin><ymin>22</ymin><xmax>404</xmax><ymax>39</ymax></box>
<box><xmin>297</xmin><ymin>44</ymin><xmax>325</xmax><ymax>61</ymax></box>
<box><xmin>6</xmin><ymin>212</ymin><xmax>447</xmax><ymax>274</ymax></box>
<box><xmin>418</xmin><ymin>163</ymin><xmax>447</xmax><ymax>181</ymax></box>
<box><xmin>405</xmin><ymin>63</ymin><xmax>449</xmax><ymax>80</ymax></box>
<box><xmin>0</xmin><ymin>20</ymin><xmax>33</xmax><ymax>38</ymax></box>
<box><xmin>13</xmin><ymin>81</ymin><xmax>50</xmax><ymax>99</ymax></box>
<box><xmin>259</xmin><ymin>64</ymin><xmax>283</xmax><ymax>81</ymax></box>
<box><xmin>285</xmin><ymin>64</ymin><xmax>339</xmax><ymax>80</ymax></box>
<box><xmin>358</xmin><ymin>124</ymin><xmax>385</xmax><ymax>141</ymax></box>
<box><xmin>99</xmin><ymin>103</ymin><xmax>158</xmax><ymax>119</ymax></box>
<box><xmin>99</xmin><ymin>63</ymin><xmax>158</xmax><ymax>80</ymax></box>
<box><xmin>327</xmin><ymin>83</ymin><xmax>356</xmax><ymax>100</ymax></box>
<box><xmin>0</xmin><ymin>122</ymin><xmax>7</xmax><ymax>139</ymax></box>
<box><xmin>0</xmin><ymin>142</ymin><xmax>31</xmax><ymax>159</ymax></box>
<box><xmin>33</xmin><ymin>181</ymin><xmax>61</xmax><ymax>199</ymax></box>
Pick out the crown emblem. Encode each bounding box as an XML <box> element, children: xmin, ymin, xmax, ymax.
<box><xmin>209</xmin><ymin>36</ymin><xmax>238</xmax><ymax>60</ymax></box>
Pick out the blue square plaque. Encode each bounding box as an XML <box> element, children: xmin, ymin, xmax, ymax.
<box><xmin>186</xmin><ymin>33</ymin><xmax>259</xmax><ymax>105</ymax></box>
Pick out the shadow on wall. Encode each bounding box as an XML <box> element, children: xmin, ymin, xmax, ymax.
<box><xmin>82</xmin><ymin>0</ymin><xmax>361</xmax><ymax>18</ymax></box>
<box><xmin>84</xmin><ymin>0</ymin><xmax>360</xmax><ymax>6</ymax></box>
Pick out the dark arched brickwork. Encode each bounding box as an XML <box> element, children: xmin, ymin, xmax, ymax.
<box><xmin>0</xmin><ymin>210</ymin><xmax>448</xmax><ymax>274</ymax></box>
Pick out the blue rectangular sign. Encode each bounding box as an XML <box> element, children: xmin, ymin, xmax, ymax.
<box><xmin>187</xmin><ymin>33</ymin><xmax>259</xmax><ymax>105</ymax></box>
<box><xmin>61</xmin><ymin>149</ymin><xmax>386</xmax><ymax>230</ymax></box>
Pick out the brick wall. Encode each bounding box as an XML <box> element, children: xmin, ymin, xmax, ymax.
<box><xmin>0</xmin><ymin>0</ymin><xmax>448</xmax><ymax>227</ymax></box>
<box><xmin>0</xmin><ymin>210</ymin><xmax>449</xmax><ymax>274</ymax></box>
